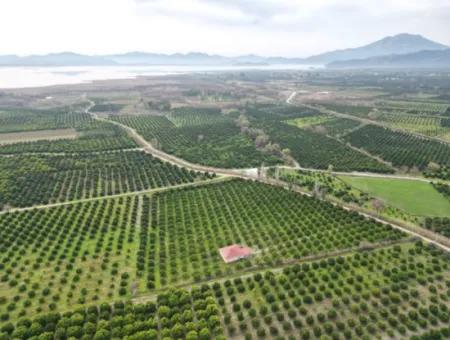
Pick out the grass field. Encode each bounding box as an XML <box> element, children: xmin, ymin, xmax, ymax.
<box><xmin>339</xmin><ymin>175</ymin><xmax>450</xmax><ymax>217</ymax></box>
<box><xmin>0</xmin><ymin>128</ymin><xmax>78</xmax><ymax>145</ymax></box>
<box><xmin>286</xmin><ymin>115</ymin><xmax>332</xmax><ymax>128</ymax></box>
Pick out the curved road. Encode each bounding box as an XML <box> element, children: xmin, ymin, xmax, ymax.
<box><xmin>82</xmin><ymin>96</ymin><xmax>450</xmax><ymax>253</ymax></box>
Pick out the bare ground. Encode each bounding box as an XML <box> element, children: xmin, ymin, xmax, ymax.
<box><xmin>0</xmin><ymin>128</ymin><xmax>78</xmax><ymax>144</ymax></box>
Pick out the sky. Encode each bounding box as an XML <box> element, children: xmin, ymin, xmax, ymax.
<box><xmin>1</xmin><ymin>0</ymin><xmax>449</xmax><ymax>57</ymax></box>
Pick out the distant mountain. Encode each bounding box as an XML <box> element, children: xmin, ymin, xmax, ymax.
<box><xmin>328</xmin><ymin>49</ymin><xmax>450</xmax><ymax>69</ymax></box>
<box><xmin>305</xmin><ymin>33</ymin><xmax>448</xmax><ymax>64</ymax></box>
<box><xmin>0</xmin><ymin>51</ymin><xmax>304</xmax><ymax>67</ymax></box>
<box><xmin>0</xmin><ymin>33</ymin><xmax>447</xmax><ymax>67</ymax></box>
<box><xmin>105</xmin><ymin>52</ymin><xmax>305</xmax><ymax>66</ymax></box>
<box><xmin>106</xmin><ymin>52</ymin><xmax>228</xmax><ymax>65</ymax></box>
<box><xmin>0</xmin><ymin>52</ymin><xmax>115</xmax><ymax>66</ymax></box>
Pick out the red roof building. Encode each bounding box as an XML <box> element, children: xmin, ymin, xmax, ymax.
<box><xmin>219</xmin><ymin>244</ymin><xmax>253</xmax><ymax>263</ymax></box>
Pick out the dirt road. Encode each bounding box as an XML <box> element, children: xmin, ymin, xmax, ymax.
<box><xmin>304</xmin><ymin>102</ymin><xmax>450</xmax><ymax>146</ymax></box>
<box><xmin>0</xmin><ymin>176</ymin><xmax>231</xmax><ymax>216</ymax></box>
<box><xmin>286</xmin><ymin>91</ymin><xmax>297</xmax><ymax>104</ymax></box>
<box><xmin>273</xmin><ymin>165</ymin><xmax>434</xmax><ymax>183</ymax></box>
<box><xmin>83</xmin><ymin>97</ymin><xmax>450</xmax><ymax>253</ymax></box>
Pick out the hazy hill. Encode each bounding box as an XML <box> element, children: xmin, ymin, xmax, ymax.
<box><xmin>0</xmin><ymin>34</ymin><xmax>446</xmax><ymax>67</ymax></box>
<box><xmin>328</xmin><ymin>49</ymin><xmax>450</xmax><ymax>69</ymax></box>
<box><xmin>106</xmin><ymin>52</ymin><xmax>305</xmax><ymax>66</ymax></box>
<box><xmin>106</xmin><ymin>52</ymin><xmax>229</xmax><ymax>65</ymax></box>
<box><xmin>0</xmin><ymin>52</ymin><xmax>115</xmax><ymax>66</ymax></box>
<box><xmin>305</xmin><ymin>33</ymin><xmax>448</xmax><ymax>64</ymax></box>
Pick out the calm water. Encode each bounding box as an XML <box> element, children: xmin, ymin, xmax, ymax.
<box><xmin>0</xmin><ymin>64</ymin><xmax>321</xmax><ymax>89</ymax></box>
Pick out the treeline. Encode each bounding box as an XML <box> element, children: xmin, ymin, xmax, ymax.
<box><xmin>0</xmin><ymin>151</ymin><xmax>206</xmax><ymax>208</ymax></box>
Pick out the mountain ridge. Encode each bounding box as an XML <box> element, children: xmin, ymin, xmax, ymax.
<box><xmin>0</xmin><ymin>52</ymin><xmax>116</xmax><ymax>66</ymax></box>
<box><xmin>328</xmin><ymin>48</ymin><xmax>450</xmax><ymax>69</ymax></box>
<box><xmin>304</xmin><ymin>33</ymin><xmax>447</xmax><ymax>64</ymax></box>
<box><xmin>0</xmin><ymin>33</ymin><xmax>447</xmax><ymax>67</ymax></box>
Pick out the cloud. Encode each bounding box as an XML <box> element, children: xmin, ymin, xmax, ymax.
<box><xmin>199</xmin><ymin>0</ymin><xmax>294</xmax><ymax>21</ymax></box>
<box><xmin>133</xmin><ymin>0</ymin><xmax>300</xmax><ymax>26</ymax></box>
<box><xmin>0</xmin><ymin>0</ymin><xmax>448</xmax><ymax>57</ymax></box>
<box><xmin>132</xmin><ymin>0</ymin><xmax>450</xmax><ymax>37</ymax></box>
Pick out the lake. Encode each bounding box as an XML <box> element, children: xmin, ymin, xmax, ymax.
<box><xmin>0</xmin><ymin>64</ymin><xmax>321</xmax><ymax>89</ymax></box>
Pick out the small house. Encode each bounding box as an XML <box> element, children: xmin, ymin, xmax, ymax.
<box><xmin>219</xmin><ymin>244</ymin><xmax>253</xmax><ymax>263</ymax></box>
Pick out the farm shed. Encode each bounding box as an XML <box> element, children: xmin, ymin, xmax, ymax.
<box><xmin>219</xmin><ymin>244</ymin><xmax>253</xmax><ymax>263</ymax></box>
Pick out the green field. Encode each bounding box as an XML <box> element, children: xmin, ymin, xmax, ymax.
<box><xmin>2</xmin><ymin>71</ymin><xmax>450</xmax><ymax>340</ymax></box>
<box><xmin>286</xmin><ymin>115</ymin><xmax>332</xmax><ymax>128</ymax></box>
<box><xmin>339</xmin><ymin>176</ymin><xmax>450</xmax><ymax>217</ymax></box>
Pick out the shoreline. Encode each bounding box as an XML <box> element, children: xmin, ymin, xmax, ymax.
<box><xmin>0</xmin><ymin>64</ymin><xmax>321</xmax><ymax>90</ymax></box>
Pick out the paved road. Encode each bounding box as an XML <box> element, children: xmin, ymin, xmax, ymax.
<box><xmin>267</xmin><ymin>176</ymin><xmax>450</xmax><ymax>252</ymax></box>
<box><xmin>90</xmin><ymin>95</ymin><xmax>435</xmax><ymax>184</ymax></box>
<box><xmin>286</xmin><ymin>90</ymin><xmax>297</xmax><ymax>104</ymax></box>
<box><xmin>82</xmin><ymin>96</ymin><xmax>450</xmax><ymax>253</ymax></box>
<box><xmin>91</xmin><ymin>108</ymin><xmax>257</xmax><ymax>179</ymax></box>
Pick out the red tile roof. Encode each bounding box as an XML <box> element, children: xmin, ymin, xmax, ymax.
<box><xmin>219</xmin><ymin>244</ymin><xmax>253</xmax><ymax>263</ymax></box>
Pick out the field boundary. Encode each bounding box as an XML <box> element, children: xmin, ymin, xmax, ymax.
<box><xmin>0</xmin><ymin>176</ymin><xmax>232</xmax><ymax>215</ymax></box>
<box><xmin>132</xmin><ymin>237</ymin><xmax>415</xmax><ymax>304</ymax></box>
<box><xmin>86</xmin><ymin>97</ymin><xmax>450</xmax><ymax>253</ymax></box>
<box><xmin>310</xmin><ymin>102</ymin><xmax>450</xmax><ymax>146</ymax></box>
<box><xmin>0</xmin><ymin>128</ymin><xmax>78</xmax><ymax>144</ymax></box>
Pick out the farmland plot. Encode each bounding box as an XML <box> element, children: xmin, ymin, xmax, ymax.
<box><xmin>344</xmin><ymin>125</ymin><xmax>450</xmax><ymax>170</ymax></box>
<box><xmin>0</xmin><ymin>109</ymin><xmax>88</xmax><ymax>133</ymax></box>
<box><xmin>111</xmin><ymin>112</ymin><xmax>281</xmax><ymax>168</ymax></box>
<box><xmin>0</xmin><ymin>151</ymin><xmax>202</xmax><ymax>208</ymax></box>
<box><xmin>0</xmin><ymin>179</ymin><xmax>405</xmax><ymax>322</ymax></box>
<box><xmin>423</xmin><ymin>217</ymin><xmax>450</xmax><ymax>238</ymax></box>
<box><xmin>318</xmin><ymin>117</ymin><xmax>362</xmax><ymax>137</ymax></box>
<box><xmin>215</xmin><ymin>242</ymin><xmax>450</xmax><ymax>339</ymax></box>
<box><xmin>424</xmin><ymin>166</ymin><xmax>450</xmax><ymax>181</ymax></box>
<box><xmin>0</xmin><ymin>129</ymin><xmax>78</xmax><ymax>145</ymax></box>
<box><xmin>138</xmin><ymin>179</ymin><xmax>404</xmax><ymax>290</ymax></box>
<box><xmin>243</xmin><ymin>104</ymin><xmax>390</xmax><ymax>172</ymax></box>
<box><xmin>373</xmin><ymin>113</ymin><xmax>450</xmax><ymax>141</ymax></box>
<box><xmin>0</xmin><ymin>114</ymin><xmax>137</xmax><ymax>154</ymax></box>
<box><xmin>321</xmin><ymin>104</ymin><xmax>374</xmax><ymax>118</ymax></box>
<box><xmin>254</xmin><ymin>120</ymin><xmax>392</xmax><ymax>172</ymax></box>
<box><xmin>376</xmin><ymin>100</ymin><xmax>449</xmax><ymax>115</ymax></box>
<box><xmin>0</xmin><ymin>288</ymin><xmax>224</xmax><ymax>339</ymax></box>
<box><xmin>339</xmin><ymin>176</ymin><xmax>450</xmax><ymax>218</ymax></box>
<box><xmin>287</xmin><ymin>116</ymin><xmax>362</xmax><ymax>137</ymax></box>
<box><xmin>1</xmin><ymin>242</ymin><xmax>448</xmax><ymax>339</ymax></box>
<box><xmin>0</xmin><ymin>195</ymin><xmax>142</xmax><ymax>321</ymax></box>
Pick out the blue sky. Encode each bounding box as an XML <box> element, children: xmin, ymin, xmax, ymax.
<box><xmin>1</xmin><ymin>0</ymin><xmax>449</xmax><ymax>57</ymax></box>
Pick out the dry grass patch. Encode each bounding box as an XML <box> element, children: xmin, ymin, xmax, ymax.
<box><xmin>0</xmin><ymin>128</ymin><xmax>78</xmax><ymax>144</ymax></box>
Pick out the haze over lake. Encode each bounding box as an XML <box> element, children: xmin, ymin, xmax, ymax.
<box><xmin>0</xmin><ymin>64</ymin><xmax>319</xmax><ymax>89</ymax></box>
